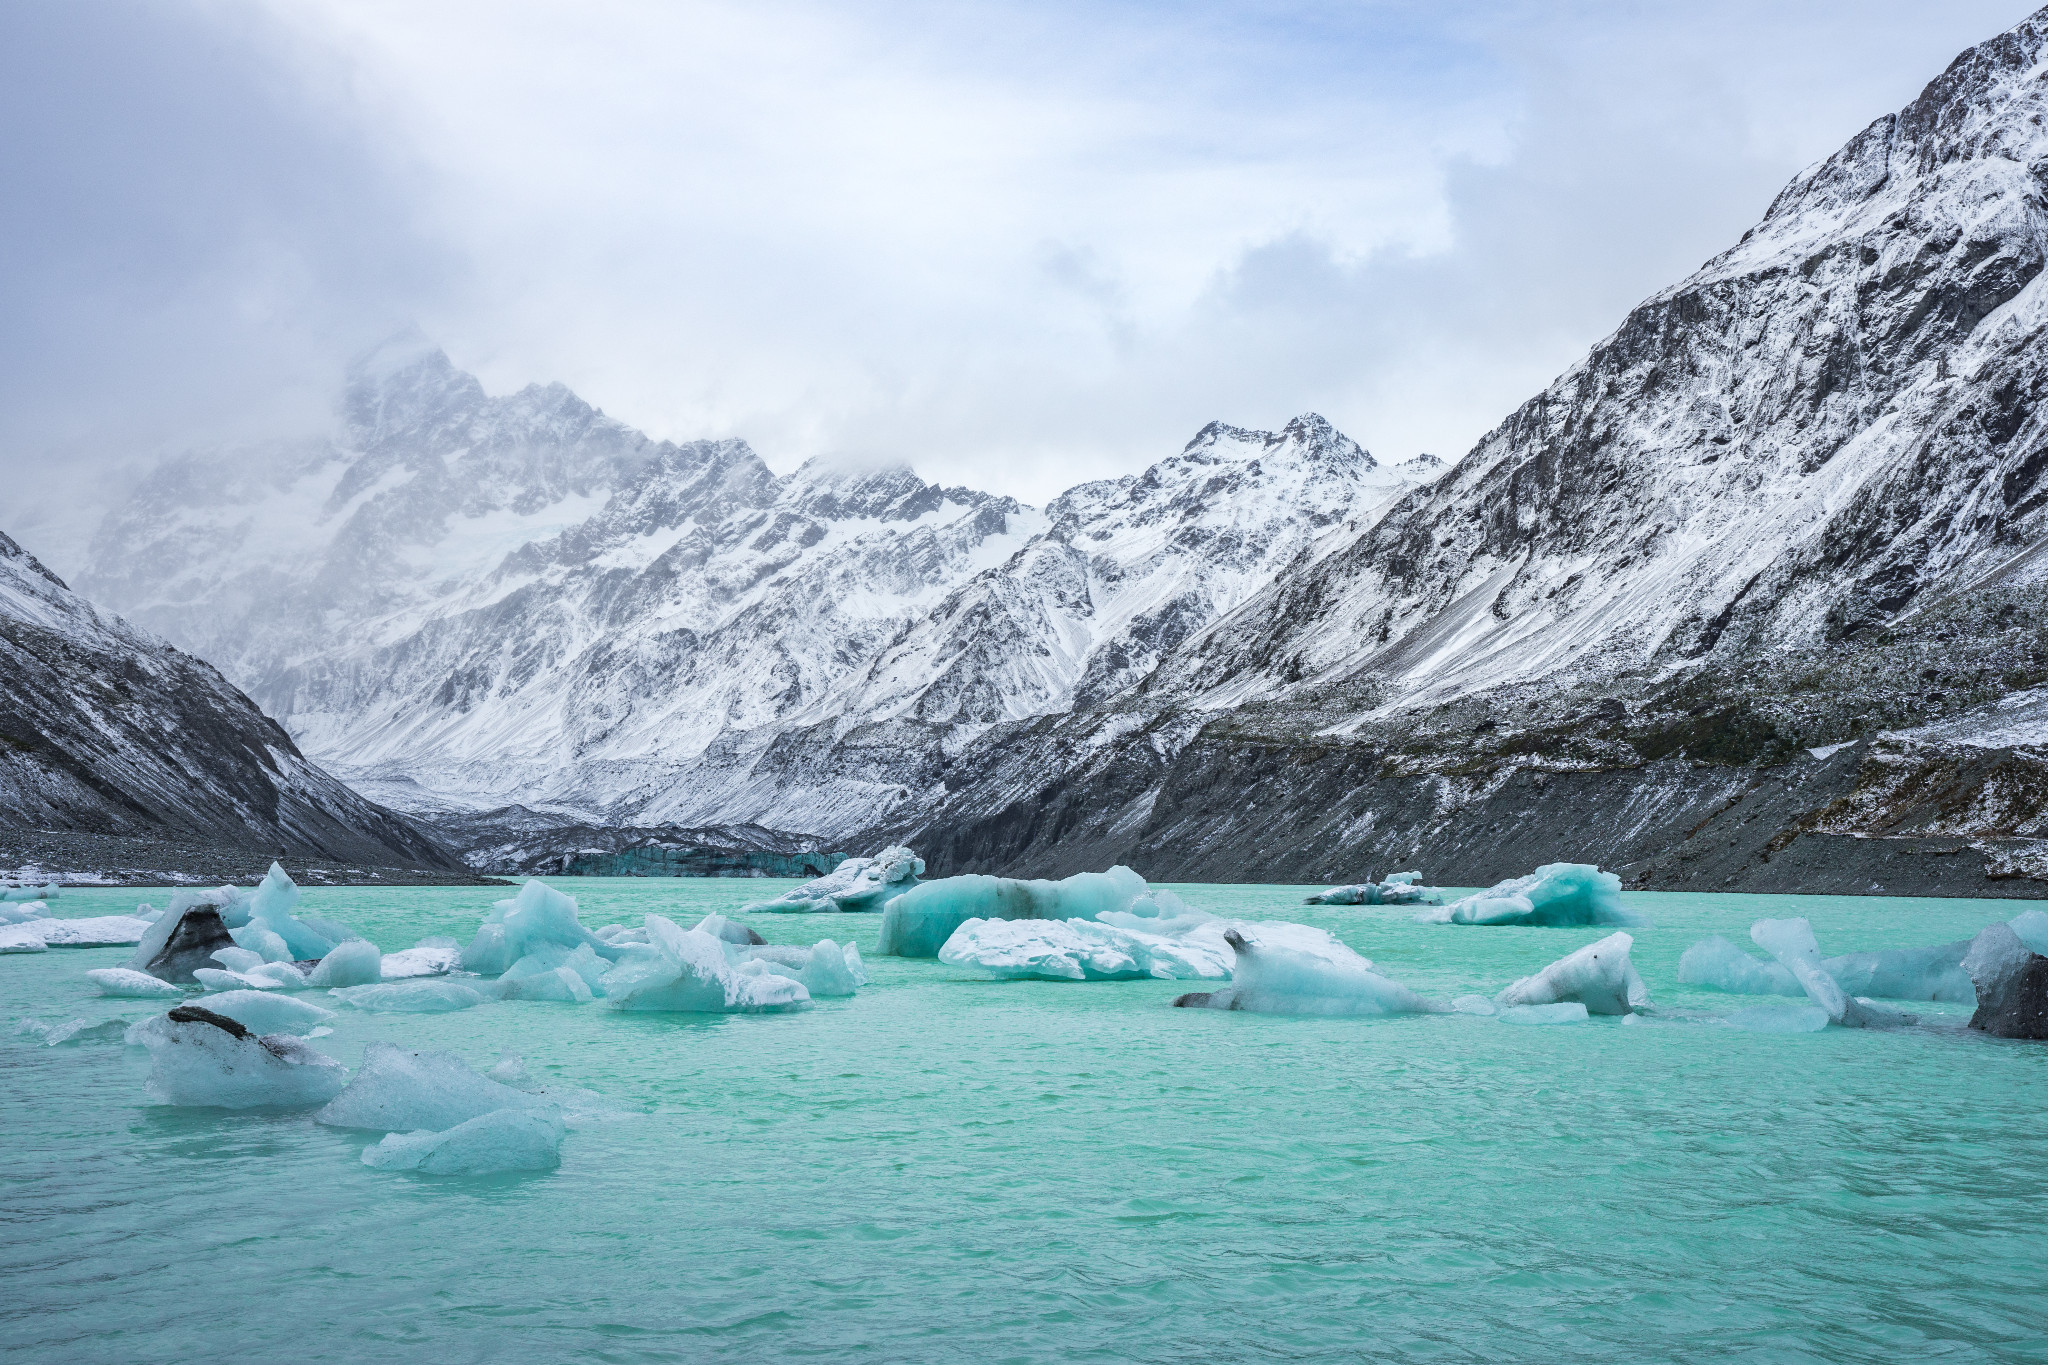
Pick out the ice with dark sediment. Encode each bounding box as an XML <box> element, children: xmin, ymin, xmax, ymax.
<box><xmin>135</xmin><ymin>1005</ymin><xmax>347</xmax><ymax>1109</ymax></box>
<box><xmin>746</xmin><ymin>847</ymin><xmax>924</xmax><ymax>914</ymax></box>
<box><xmin>1305</xmin><ymin>875</ymin><xmax>1433</xmax><ymax>906</ymax></box>
<box><xmin>1414</xmin><ymin>864</ymin><xmax>1646</xmax><ymax>927</ymax></box>
<box><xmin>1962</xmin><ymin>923</ymin><xmax>2048</xmax><ymax>1039</ymax></box>
<box><xmin>1494</xmin><ymin>932</ymin><xmax>1647</xmax><ymax>1016</ymax></box>
<box><xmin>1173</xmin><ymin>928</ymin><xmax>1443</xmax><ymax>1016</ymax></box>
<box><xmin>127</xmin><ymin>901</ymin><xmax>237</xmax><ymax>982</ymax></box>
<box><xmin>195</xmin><ymin>989</ymin><xmax>336</xmax><ymax>1036</ymax></box>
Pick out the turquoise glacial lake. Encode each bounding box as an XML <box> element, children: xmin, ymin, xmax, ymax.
<box><xmin>5</xmin><ymin>879</ymin><xmax>2047</xmax><ymax>1363</ymax></box>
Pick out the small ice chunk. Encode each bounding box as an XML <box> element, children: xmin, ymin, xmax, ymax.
<box><xmin>86</xmin><ymin>967</ymin><xmax>185</xmax><ymax>998</ymax></box>
<box><xmin>0</xmin><ymin>900</ymin><xmax>49</xmax><ymax>924</ymax></box>
<box><xmin>137</xmin><ymin>1005</ymin><xmax>347</xmax><ymax>1109</ymax></box>
<box><xmin>1452</xmin><ymin>994</ymin><xmax>1497</xmax><ymax>1016</ymax></box>
<box><xmin>499</xmin><ymin>965</ymin><xmax>595</xmax><ymax>1003</ymax></box>
<box><xmin>798</xmin><ymin>939</ymin><xmax>862</xmax><ymax>997</ymax></box>
<box><xmin>1304</xmin><ymin>879</ymin><xmax>1430</xmax><ymax>906</ymax></box>
<box><xmin>602</xmin><ymin>915</ymin><xmax>810</xmax><ymax>1013</ymax></box>
<box><xmin>2009</xmin><ymin>910</ymin><xmax>2048</xmax><ymax>957</ymax></box>
<box><xmin>1173</xmin><ymin>928</ymin><xmax>1442</xmax><ymax>1016</ymax></box>
<box><xmin>379</xmin><ymin>938</ymin><xmax>463</xmax><ymax>980</ymax></box>
<box><xmin>487</xmin><ymin>1054</ymin><xmax>531</xmax><ymax>1087</ymax></box>
<box><xmin>361</xmin><ymin>1109</ymin><xmax>565</xmax><ymax>1176</ymax></box>
<box><xmin>462</xmin><ymin>880</ymin><xmax>620</xmax><ymax>975</ymax></box>
<box><xmin>1963</xmin><ymin>923</ymin><xmax>2048</xmax><ymax>1039</ymax></box>
<box><xmin>1416</xmin><ymin>864</ymin><xmax>1645</xmax><ymax>927</ymax></box>
<box><xmin>212</xmin><ymin>946</ymin><xmax>266</xmax><ymax>973</ymax></box>
<box><xmin>1495</xmin><ymin>932</ymin><xmax>1642</xmax><ymax>1016</ymax></box>
<box><xmin>0</xmin><ymin>925</ymin><xmax>49</xmax><ymax>954</ymax></box>
<box><xmin>306</xmin><ymin>939</ymin><xmax>383</xmax><ymax>988</ymax></box>
<box><xmin>1725</xmin><ymin>1004</ymin><xmax>1832</xmax><ymax>1033</ymax></box>
<box><xmin>193</xmin><ymin>967</ymin><xmax>280</xmax><ymax>992</ymax></box>
<box><xmin>198</xmin><ymin>989</ymin><xmax>336</xmax><ymax>1036</ymax></box>
<box><xmin>330</xmin><ymin>980</ymin><xmax>490</xmax><ymax>1013</ymax></box>
<box><xmin>243</xmin><ymin>863</ymin><xmax>334</xmax><ymax>961</ymax></box>
<box><xmin>316</xmin><ymin>1042</ymin><xmax>559</xmax><ymax>1132</ymax></box>
<box><xmin>1498</xmin><ymin>1002</ymin><xmax>1589</xmax><ymax>1025</ymax></box>
<box><xmin>229</xmin><ymin>923</ymin><xmax>295</xmax><ymax>963</ymax></box>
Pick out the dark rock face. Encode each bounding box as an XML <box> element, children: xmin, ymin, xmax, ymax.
<box><xmin>135</xmin><ymin>906</ymin><xmax>235</xmax><ymax>984</ymax></box>
<box><xmin>0</xmin><ymin>530</ymin><xmax>459</xmax><ymax>871</ymax></box>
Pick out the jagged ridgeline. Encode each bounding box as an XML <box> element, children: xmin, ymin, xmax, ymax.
<box><xmin>0</xmin><ymin>532</ymin><xmax>460</xmax><ymax>877</ymax></box>
<box><xmin>70</xmin><ymin>7</ymin><xmax>2048</xmax><ymax>895</ymax></box>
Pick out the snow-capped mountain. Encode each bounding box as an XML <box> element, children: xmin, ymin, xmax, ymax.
<box><xmin>80</xmin><ymin>340</ymin><xmax>1425</xmax><ymax>834</ymax></box>
<box><xmin>1157</xmin><ymin>12</ymin><xmax>2048</xmax><ymax>713</ymax></box>
<box><xmin>0</xmin><ymin>529</ymin><xmax>453</xmax><ymax>868</ymax></box>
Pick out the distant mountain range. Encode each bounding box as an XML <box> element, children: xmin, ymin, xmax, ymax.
<box><xmin>51</xmin><ymin>6</ymin><xmax>2048</xmax><ymax>896</ymax></box>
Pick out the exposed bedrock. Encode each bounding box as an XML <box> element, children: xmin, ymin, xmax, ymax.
<box><xmin>871</xmin><ymin>720</ymin><xmax>2048</xmax><ymax>898</ymax></box>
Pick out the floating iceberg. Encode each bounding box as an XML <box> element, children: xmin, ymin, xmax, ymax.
<box><xmin>1498</xmin><ymin>1002</ymin><xmax>1589</xmax><ymax>1025</ymax></box>
<box><xmin>361</xmin><ymin>1109</ymin><xmax>565</xmax><ymax>1176</ymax></box>
<box><xmin>747</xmin><ymin>847</ymin><xmax>923</xmax><ymax>913</ymax></box>
<box><xmin>0</xmin><ymin>925</ymin><xmax>47</xmax><ymax>953</ymax></box>
<box><xmin>3</xmin><ymin>883</ymin><xmax>59</xmax><ymax>902</ymax></box>
<box><xmin>1962</xmin><ymin>923</ymin><xmax>2048</xmax><ymax>1039</ymax></box>
<box><xmin>937</xmin><ymin>914</ymin><xmax>1253</xmax><ymax>982</ymax></box>
<box><xmin>306</xmin><ymin>939</ymin><xmax>382</xmax><ymax>988</ymax></box>
<box><xmin>127</xmin><ymin>901</ymin><xmax>236</xmax><ymax>983</ymax></box>
<box><xmin>197</xmin><ymin>989</ymin><xmax>336</xmax><ymax>1036</ymax></box>
<box><xmin>1750</xmin><ymin>918</ymin><xmax>1916</xmax><ymax>1029</ymax></box>
<box><xmin>241</xmin><ymin>863</ymin><xmax>336</xmax><ymax>961</ymax></box>
<box><xmin>1681</xmin><ymin>932</ymin><xmax>1974</xmax><ymax>1003</ymax></box>
<box><xmin>1304</xmin><ymin>878</ymin><xmax>1432</xmax><ymax>906</ymax></box>
<box><xmin>462</xmin><ymin>880</ymin><xmax>621</xmax><ymax>975</ymax></box>
<box><xmin>329</xmin><ymin>980</ymin><xmax>491</xmax><ymax>1013</ymax></box>
<box><xmin>136</xmin><ymin>1005</ymin><xmax>347</xmax><ymax>1109</ymax></box>
<box><xmin>0</xmin><ymin>899</ymin><xmax>48</xmax><ymax>924</ymax></box>
<box><xmin>1496</xmin><ymin>932</ymin><xmax>1646</xmax><ymax>1016</ymax></box>
<box><xmin>85</xmin><ymin>967</ymin><xmax>185</xmax><ymax>999</ymax></box>
<box><xmin>878</xmin><ymin>865</ymin><xmax>1185</xmax><ymax>958</ymax></box>
<box><xmin>497</xmin><ymin>943</ymin><xmax>610</xmax><ymax>1003</ymax></box>
<box><xmin>0</xmin><ymin>914</ymin><xmax>153</xmax><ymax>949</ymax></box>
<box><xmin>380</xmin><ymin>938</ymin><xmax>463</xmax><ymax>979</ymax></box>
<box><xmin>1415</xmin><ymin>864</ymin><xmax>1645</xmax><ymax>927</ymax></box>
<box><xmin>194</xmin><ymin>959</ymin><xmax>307</xmax><ymax>992</ymax></box>
<box><xmin>317</xmin><ymin>1042</ymin><xmax>558</xmax><ymax>1132</ymax></box>
<box><xmin>1173</xmin><ymin>928</ymin><xmax>1443</xmax><ymax>1017</ymax></box>
<box><xmin>601</xmin><ymin>915</ymin><xmax>810</xmax><ymax>1013</ymax></box>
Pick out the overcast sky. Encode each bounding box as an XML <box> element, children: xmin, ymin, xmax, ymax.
<box><xmin>2</xmin><ymin>0</ymin><xmax>2037</xmax><ymax>551</ymax></box>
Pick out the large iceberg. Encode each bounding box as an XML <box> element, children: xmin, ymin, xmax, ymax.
<box><xmin>1495</xmin><ymin>932</ymin><xmax>1646</xmax><ymax>1015</ymax></box>
<box><xmin>361</xmin><ymin>1109</ymin><xmax>565</xmax><ymax>1176</ymax></box>
<box><xmin>601</xmin><ymin>915</ymin><xmax>810</xmax><ymax>1013</ymax></box>
<box><xmin>878</xmin><ymin>865</ymin><xmax>1185</xmax><ymax>958</ymax></box>
<box><xmin>136</xmin><ymin>1005</ymin><xmax>347</xmax><ymax>1109</ymax></box>
<box><xmin>1750</xmin><ymin>918</ymin><xmax>1915</xmax><ymax>1029</ymax></box>
<box><xmin>1173</xmin><ymin>928</ymin><xmax>1443</xmax><ymax>1017</ymax></box>
<box><xmin>747</xmin><ymin>847</ymin><xmax>923</xmax><ymax>914</ymax></box>
<box><xmin>1415</xmin><ymin>864</ymin><xmax>1646</xmax><ymax>927</ymax></box>
<box><xmin>1680</xmin><ymin>932</ymin><xmax>1974</xmax><ymax>1003</ymax></box>
<box><xmin>1962</xmin><ymin>923</ymin><xmax>2048</xmax><ymax>1039</ymax></box>
<box><xmin>462</xmin><ymin>880</ymin><xmax>622</xmax><ymax>975</ymax></box>
<box><xmin>317</xmin><ymin>1042</ymin><xmax>557</xmax><ymax>1132</ymax></box>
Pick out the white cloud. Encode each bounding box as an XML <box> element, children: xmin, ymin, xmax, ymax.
<box><xmin>2</xmin><ymin>0</ymin><xmax>2039</xmax><ymax>547</ymax></box>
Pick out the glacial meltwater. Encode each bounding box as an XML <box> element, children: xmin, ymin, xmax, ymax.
<box><xmin>6</xmin><ymin>879</ymin><xmax>2047</xmax><ymax>1363</ymax></box>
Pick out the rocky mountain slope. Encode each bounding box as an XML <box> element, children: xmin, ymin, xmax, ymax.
<box><xmin>0</xmin><ymin>529</ymin><xmax>460</xmax><ymax>873</ymax></box>
<box><xmin>855</xmin><ymin>7</ymin><xmax>2048</xmax><ymax>896</ymax></box>
<box><xmin>81</xmin><ymin>342</ymin><xmax>1429</xmax><ymax>835</ymax></box>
